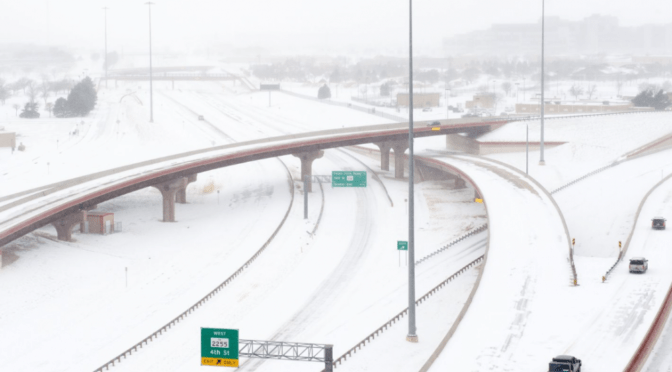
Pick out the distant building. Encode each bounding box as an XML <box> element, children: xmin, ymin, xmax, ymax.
<box><xmin>397</xmin><ymin>92</ymin><xmax>440</xmax><ymax>108</ymax></box>
<box><xmin>443</xmin><ymin>14</ymin><xmax>672</xmax><ymax>56</ymax></box>
<box><xmin>466</xmin><ymin>93</ymin><xmax>496</xmax><ymax>110</ymax></box>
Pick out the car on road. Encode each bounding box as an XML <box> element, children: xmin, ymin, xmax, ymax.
<box><xmin>652</xmin><ymin>217</ymin><xmax>666</xmax><ymax>230</ymax></box>
<box><xmin>198</xmin><ymin>115</ymin><xmax>205</xmax><ymax>121</ymax></box>
<box><xmin>422</xmin><ymin>107</ymin><xmax>432</xmax><ymax>112</ymax></box>
<box><xmin>629</xmin><ymin>257</ymin><xmax>648</xmax><ymax>273</ymax></box>
<box><xmin>548</xmin><ymin>355</ymin><xmax>582</xmax><ymax>372</ymax></box>
<box><xmin>427</xmin><ymin>121</ymin><xmax>441</xmax><ymax>127</ymax></box>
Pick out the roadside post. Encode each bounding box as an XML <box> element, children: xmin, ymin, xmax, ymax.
<box><xmin>398</xmin><ymin>241</ymin><xmax>408</xmax><ymax>267</ymax></box>
<box><xmin>304</xmin><ymin>175</ymin><xmax>309</xmax><ymax>219</ymax></box>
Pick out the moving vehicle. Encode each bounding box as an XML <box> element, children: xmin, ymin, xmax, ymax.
<box><xmin>652</xmin><ymin>217</ymin><xmax>666</xmax><ymax>230</ymax></box>
<box><xmin>548</xmin><ymin>355</ymin><xmax>582</xmax><ymax>372</ymax></box>
<box><xmin>427</xmin><ymin>121</ymin><xmax>441</xmax><ymax>127</ymax></box>
<box><xmin>198</xmin><ymin>115</ymin><xmax>205</xmax><ymax>121</ymax></box>
<box><xmin>422</xmin><ymin>107</ymin><xmax>432</xmax><ymax>112</ymax></box>
<box><xmin>629</xmin><ymin>257</ymin><xmax>648</xmax><ymax>273</ymax></box>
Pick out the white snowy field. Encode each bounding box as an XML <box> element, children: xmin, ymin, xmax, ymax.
<box><xmin>3</xmin><ymin>77</ymin><xmax>672</xmax><ymax>372</ymax></box>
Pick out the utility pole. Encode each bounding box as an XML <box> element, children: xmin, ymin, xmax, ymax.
<box><xmin>539</xmin><ymin>0</ymin><xmax>546</xmax><ymax>165</ymax></box>
<box><xmin>406</xmin><ymin>0</ymin><xmax>418</xmax><ymax>344</ymax></box>
<box><xmin>103</xmin><ymin>7</ymin><xmax>108</xmax><ymax>88</ymax></box>
<box><xmin>145</xmin><ymin>2</ymin><xmax>154</xmax><ymax>123</ymax></box>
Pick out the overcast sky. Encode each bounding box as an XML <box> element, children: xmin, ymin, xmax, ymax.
<box><xmin>0</xmin><ymin>0</ymin><xmax>669</xmax><ymax>55</ymax></box>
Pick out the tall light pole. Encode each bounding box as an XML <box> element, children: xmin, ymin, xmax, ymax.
<box><xmin>539</xmin><ymin>0</ymin><xmax>546</xmax><ymax>165</ymax></box>
<box><xmin>145</xmin><ymin>2</ymin><xmax>154</xmax><ymax>123</ymax></box>
<box><xmin>103</xmin><ymin>7</ymin><xmax>108</xmax><ymax>88</ymax></box>
<box><xmin>406</xmin><ymin>0</ymin><xmax>418</xmax><ymax>344</ymax></box>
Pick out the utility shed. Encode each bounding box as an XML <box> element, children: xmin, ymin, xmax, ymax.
<box><xmin>86</xmin><ymin>211</ymin><xmax>115</xmax><ymax>234</ymax></box>
<box><xmin>0</xmin><ymin>132</ymin><xmax>16</xmax><ymax>149</ymax></box>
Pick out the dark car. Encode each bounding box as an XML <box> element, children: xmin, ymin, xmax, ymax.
<box><xmin>427</xmin><ymin>121</ymin><xmax>441</xmax><ymax>127</ymax></box>
<box><xmin>549</xmin><ymin>355</ymin><xmax>581</xmax><ymax>372</ymax></box>
<box><xmin>652</xmin><ymin>217</ymin><xmax>666</xmax><ymax>230</ymax></box>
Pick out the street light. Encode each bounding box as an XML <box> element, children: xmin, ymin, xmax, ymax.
<box><xmin>515</xmin><ymin>82</ymin><xmax>520</xmax><ymax>102</ymax></box>
<box><xmin>406</xmin><ymin>0</ymin><xmax>418</xmax><ymax>344</ymax></box>
<box><xmin>540</xmin><ymin>0</ymin><xmax>546</xmax><ymax>165</ymax></box>
<box><xmin>103</xmin><ymin>7</ymin><xmax>108</xmax><ymax>88</ymax></box>
<box><xmin>145</xmin><ymin>1</ymin><xmax>154</xmax><ymax>123</ymax></box>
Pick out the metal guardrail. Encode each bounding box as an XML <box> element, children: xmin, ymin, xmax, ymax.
<box><xmin>416</xmin><ymin>224</ymin><xmax>488</xmax><ymax>265</ymax></box>
<box><xmin>93</xmin><ymin>160</ymin><xmax>295</xmax><ymax>372</ymax></box>
<box><xmin>550</xmin><ymin>163</ymin><xmax>617</xmax><ymax>194</ymax></box>
<box><xmin>323</xmin><ymin>255</ymin><xmax>485</xmax><ymax>371</ymax></box>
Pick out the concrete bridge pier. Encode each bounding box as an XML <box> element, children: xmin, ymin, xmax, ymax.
<box><xmin>175</xmin><ymin>174</ymin><xmax>198</xmax><ymax>204</ymax></box>
<box><xmin>51</xmin><ymin>210</ymin><xmax>88</xmax><ymax>241</ymax></box>
<box><xmin>293</xmin><ymin>150</ymin><xmax>324</xmax><ymax>192</ymax></box>
<box><xmin>374</xmin><ymin>142</ymin><xmax>392</xmax><ymax>171</ymax></box>
<box><xmin>391</xmin><ymin>141</ymin><xmax>409</xmax><ymax>179</ymax></box>
<box><xmin>152</xmin><ymin>177</ymin><xmax>188</xmax><ymax>222</ymax></box>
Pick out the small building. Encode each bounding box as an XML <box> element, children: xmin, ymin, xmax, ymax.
<box><xmin>86</xmin><ymin>211</ymin><xmax>115</xmax><ymax>234</ymax></box>
<box><xmin>465</xmin><ymin>93</ymin><xmax>496</xmax><ymax>110</ymax></box>
<box><xmin>0</xmin><ymin>132</ymin><xmax>16</xmax><ymax>149</ymax></box>
<box><xmin>396</xmin><ymin>92</ymin><xmax>441</xmax><ymax>108</ymax></box>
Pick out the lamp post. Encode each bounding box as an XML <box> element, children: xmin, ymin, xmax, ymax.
<box><xmin>406</xmin><ymin>0</ymin><xmax>418</xmax><ymax>344</ymax></box>
<box><xmin>515</xmin><ymin>82</ymin><xmax>520</xmax><ymax>102</ymax></box>
<box><xmin>540</xmin><ymin>0</ymin><xmax>546</xmax><ymax>165</ymax></box>
<box><xmin>145</xmin><ymin>1</ymin><xmax>154</xmax><ymax>123</ymax></box>
<box><xmin>445</xmin><ymin>87</ymin><xmax>450</xmax><ymax>119</ymax></box>
<box><xmin>103</xmin><ymin>7</ymin><xmax>108</xmax><ymax>88</ymax></box>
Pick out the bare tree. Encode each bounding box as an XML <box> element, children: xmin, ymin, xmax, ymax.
<box><xmin>45</xmin><ymin>102</ymin><xmax>54</xmax><ymax>117</ymax></box>
<box><xmin>569</xmin><ymin>85</ymin><xmax>584</xmax><ymax>100</ymax></box>
<box><xmin>12</xmin><ymin>103</ymin><xmax>20</xmax><ymax>116</ymax></box>
<box><xmin>0</xmin><ymin>79</ymin><xmax>9</xmax><ymax>105</ymax></box>
<box><xmin>586</xmin><ymin>84</ymin><xmax>597</xmax><ymax>100</ymax></box>
<box><xmin>663</xmin><ymin>80</ymin><xmax>672</xmax><ymax>92</ymax></box>
<box><xmin>615</xmin><ymin>79</ymin><xmax>624</xmax><ymax>97</ymax></box>
<box><xmin>26</xmin><ymin>81</ymin><xmax>38</xmax><ymax>103</ymax></box>
<box><xmin>501</xmin><ymin>81</ymin><xmax>513</xmax><ymax>96</ymax></box>
<box><xmin>40</xmin><ymin>80</ymin><xmax>51</xmax><ymax>106</ymax></box>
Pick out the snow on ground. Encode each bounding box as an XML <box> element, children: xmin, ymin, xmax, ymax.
<box><xmin>0</xmin><ymin>82</ymin><xmax>488</xmax><ymax>372</ymax></box>
<box><xmin>478</xmin><ymin>112</ymin><xmax>672</xmax><ymax>189</ymax></box>
<box><xmin>4</xmin><ymin>76</ymin><xmax>672</xmax><ymax>372</ymax></box>
<box><xmin>425</xmin><ymin>155</ymin><xmax>573</xmax><ymax>372</ymax></box>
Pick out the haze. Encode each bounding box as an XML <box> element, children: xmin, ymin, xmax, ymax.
<box><xmin>1</xmin><ymin>0</ymin><xmax>669</xmax><ymax>55</ymax></box>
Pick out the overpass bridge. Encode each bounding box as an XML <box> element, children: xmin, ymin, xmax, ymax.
<box><xmin>0</xmin><ymin>117</ymin><xmax>506</xmax><ymax>248</ymax></box>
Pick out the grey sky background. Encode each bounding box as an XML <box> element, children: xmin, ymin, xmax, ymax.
<box><xmin>0</xmin><ymin>0</ymin><xmax>668</xmax><ymax>55</ymax></box>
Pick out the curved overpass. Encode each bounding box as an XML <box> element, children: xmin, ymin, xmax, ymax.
<box><xmin>0</xmin><ymin>117</ymin><xmax>506</xmax><ymax>247</ymax></box>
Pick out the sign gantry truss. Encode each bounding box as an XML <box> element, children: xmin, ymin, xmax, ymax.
<box><xmin>239</xmin><ymin>339</ymin><xmax>333</xmax><ymax>370</ymax></box>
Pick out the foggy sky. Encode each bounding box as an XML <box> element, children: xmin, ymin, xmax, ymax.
<box><xmin>0</xmin><ymin>0</ymin><xmax>669</xmax><ymax>55</ymax></box>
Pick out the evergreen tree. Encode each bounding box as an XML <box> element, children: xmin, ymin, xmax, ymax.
<box><xmin>66</xmin><ymin>77</ymin><xmax>97</xmax><ymax>116</ymax></box>
<box><xmin>318</xmin><ymin>84</ymin><xmax>331</xmax><ymax>99</ymax></box>
<box><xmin>53</xmin><ymin>97</ymin><xmax>70</xmax><ymax>118</ymax></box>
<box><xmin>19</xmin><ymin>102</ymin><xmax>40</xmax><ymax>118</ymax></box>
<box><xmin>632</xmin><ymin>89</ymin><xmax>671</xmax><ymax>110</ymax></box>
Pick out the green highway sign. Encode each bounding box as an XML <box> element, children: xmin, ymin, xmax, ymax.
<box><xmin>201</xmin><ymin>328</ymin><xmax>239</xmax><ymax>367</ymax></box>
<box><xmin>332</xmin><ymin>171</ymin><xmax>367</xmax><ymax>187</ymax></box>
<box><xmin>397</xmin><ymin>241</ymin><xmax>408</xmax><ymax>251</ymax></box>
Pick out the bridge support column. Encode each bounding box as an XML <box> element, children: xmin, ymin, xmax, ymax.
<box><xmin>391</xmin><ymin>141</ymin><xmax>409</xmax><ymax>179</ymax></box>
<box><xmin>374</xmin><ymin>142</ymin><xmax>392</xmax><ymax>171</ymax></box>
<box><xmin>152</xmin><ymin>178</ymin><xmax>188</xmax><ymax>222</ymax></box>
<box><xmin>293</xmin><ymin>150</ymin><xmax>324</xmax><ymax>192</ymax></box>
<box><xmin>175</xmin><ymin>174</ymin><xmax>198</xmax><ymax>204</ymax></box>
<box><xmin>51</xmin><ymin>210</ymin><xmax>88</xmax><ymax>241</ymax></box>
